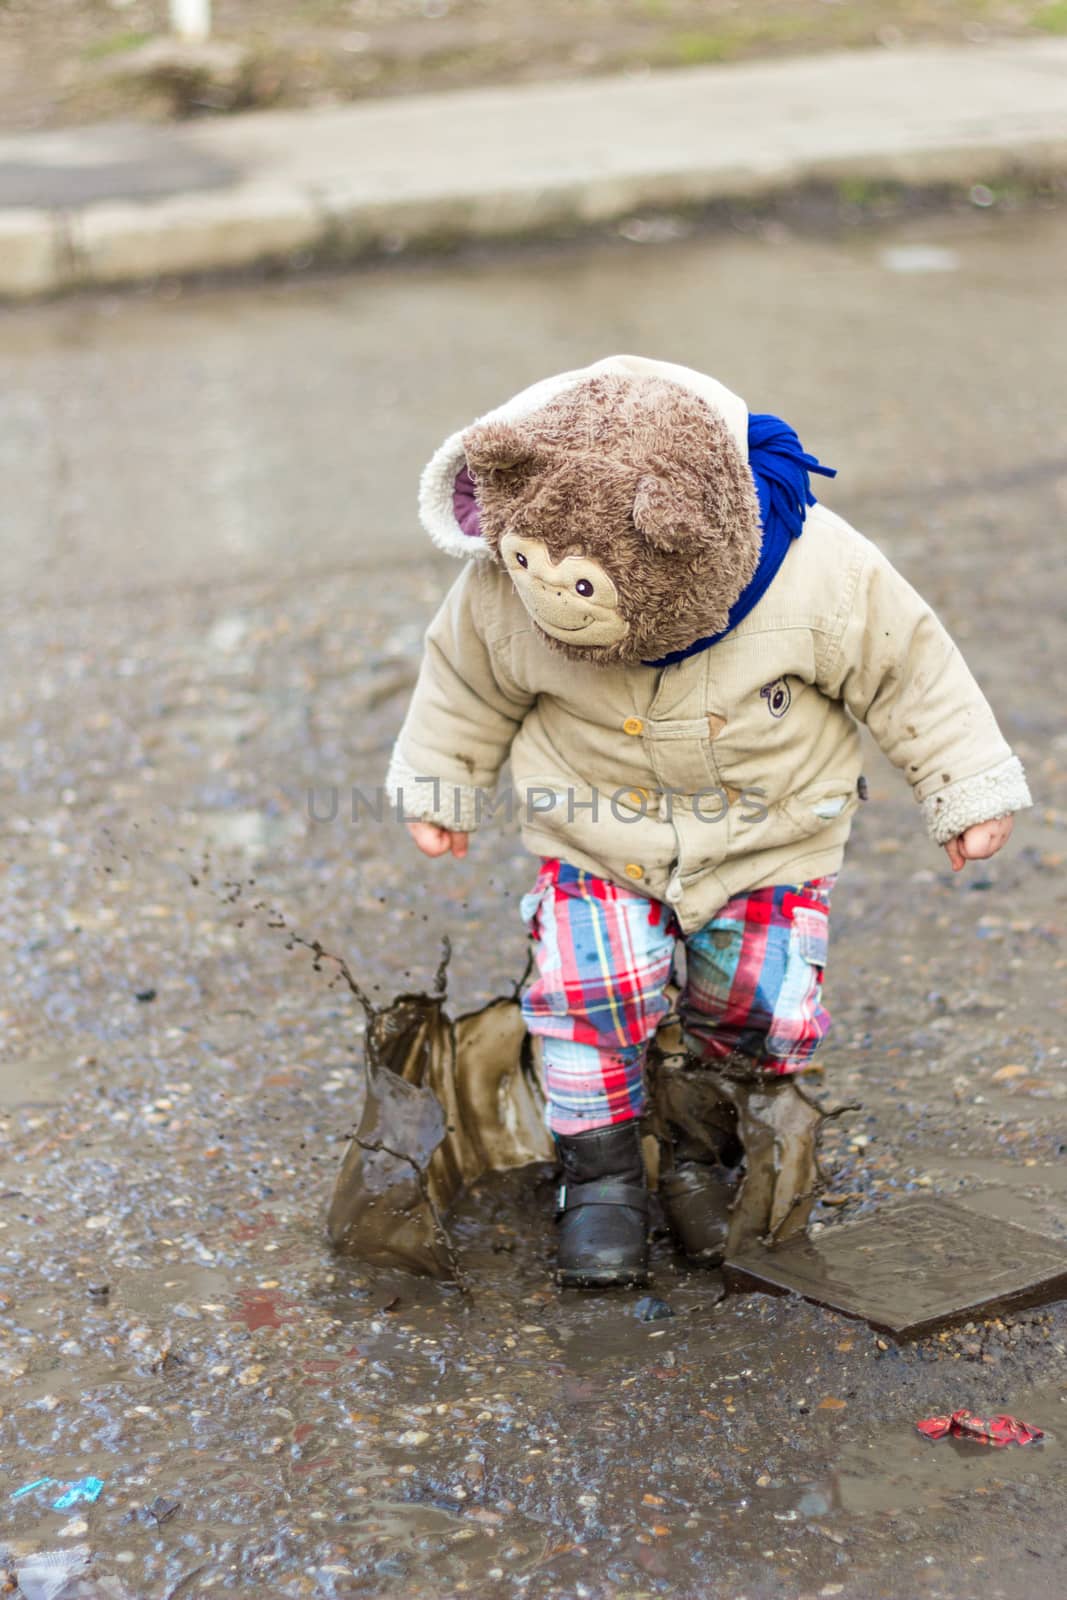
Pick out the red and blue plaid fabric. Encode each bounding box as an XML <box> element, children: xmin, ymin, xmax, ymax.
<box><xmin>684</xmin><ymin>876</ymin><xmax>834</xmax><ymax>1068</ymax></box>
<box><xmin>520</xmin><ymin>860</ymin><xmax>835</xmax><ymax>1135</ymax></box>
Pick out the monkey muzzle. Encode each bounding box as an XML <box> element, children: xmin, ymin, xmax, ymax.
<box><xmin>501</xmin><ymin>533</ymin><xmax>630</xmax><ymax>650</ymax></box>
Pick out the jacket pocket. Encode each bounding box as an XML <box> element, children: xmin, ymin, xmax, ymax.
<box><xmin>699</xmin><ymin>711</ymin><xmax>728</xmax><ymax>789</ymax></box>
<box><xmin>783</xmin><ymin>779</ymin><xmax>860</xmax><ymax>840</ymax></box>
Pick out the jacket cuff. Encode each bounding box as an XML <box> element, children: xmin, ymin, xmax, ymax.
<box><xmin>920</xmin><ymin>755</ymin><xmax>1032</xmax><ymax>845</ymax></box>
<box><xmin>385</xmin><ymin>747</ymin><xmax>481</xmax><ymax>833</ymax></box>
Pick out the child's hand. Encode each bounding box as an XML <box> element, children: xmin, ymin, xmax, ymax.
<box><xmin>944</xmin><ymin>815</ymin><xmax>1014</xmax><ymax>873</ymax></box>
<box><xmin>406</xmin><ymin>820</ymin><xmax>469</xmax><ymax>860</ymax></box>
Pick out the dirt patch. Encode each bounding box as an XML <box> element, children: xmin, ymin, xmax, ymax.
<box><xmin>1</xmin><ymin>0</ymin><xmax>1061</xmax><ymax>132</ymax></box>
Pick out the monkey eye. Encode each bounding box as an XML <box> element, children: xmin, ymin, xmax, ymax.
<box><xmin>515</xmin><ymin>552</ymin><xmax>528</xmax><ymax>569</ymax></box>
<box><xmin>575</xmin><ymin>578</ymin><xmax>594</xmax><ymax>598</ymax></box>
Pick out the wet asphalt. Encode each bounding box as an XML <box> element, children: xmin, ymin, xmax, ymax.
<box><xmin>1</xmin><ymin>202</ymin><xmax>1066</xmax><ymax>1600</ymax></box>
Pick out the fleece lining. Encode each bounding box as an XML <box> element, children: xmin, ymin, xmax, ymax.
<box><xmin>920</xmin><ymin>755</ymin><xmax>1032</xmax><ymax>845</ymax></box>
<box><xmin>385</xmin><ymin>746</ymin><xmax>481</xmax><ymax>832</ymax></box>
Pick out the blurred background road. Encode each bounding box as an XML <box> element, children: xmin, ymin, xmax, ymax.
<box><xmin>4</xmin><ymin>200</ymin><xmax>1065</xmax><ymax>609</ymax></box>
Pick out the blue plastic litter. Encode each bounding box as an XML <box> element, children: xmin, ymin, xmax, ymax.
<box><xmin>52</xmin><ymin>1478</ymin><xmax>104</xmax><ymax>1510</ymax></box>
<box><xmin>11</xmin><ymin>1477</ymin><xmax>55</xmax><ymax>1500</ymax></box>
<box><xmin>10</xmin><ymin>1476</ymin><xmax>105</xmax><ymax>1510</ymax></box>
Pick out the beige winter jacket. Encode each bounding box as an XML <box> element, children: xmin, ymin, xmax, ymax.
<box><xmin>387</xmin><ymin>357</ymin><xmax>1030</xmax><ymax>934</ymax></box>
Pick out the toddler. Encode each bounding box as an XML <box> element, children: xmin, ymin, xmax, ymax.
<box><xmin>387</xmin><ymin>355</ymin><xmax>1030</xmax><ymax>1288</ymax></box>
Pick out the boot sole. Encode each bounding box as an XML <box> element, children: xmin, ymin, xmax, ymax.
<box><xmin>557</xmin><ymin>1266</ymin><xmax>650</xmax><ymax>1289</ymax></box>
<box><xmin>677</xmin><ymin>1248</ymin><xmax>725</xmax><ymax>1268</ymax></box>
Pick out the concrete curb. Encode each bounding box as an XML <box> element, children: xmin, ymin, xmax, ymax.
<box><xmin>3</xmin><ymin>39</ymin><xmax>1067</xmax><ymax>299</ymax></box>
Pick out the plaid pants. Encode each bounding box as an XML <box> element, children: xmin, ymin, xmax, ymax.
<box><xmin>520</xmin><ymin>859</ymin><xmax>835</xmax><ymax>1136</ymax></box>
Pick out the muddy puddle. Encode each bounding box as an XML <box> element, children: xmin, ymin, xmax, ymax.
<box><xmin>3</xmin><ymin>205</ymin><xmax>1067</xmax><ymax>1598</ymax></box>
<box><xmin>4</xmin><ymin>862</ymin><xmax>1066</xmax><ymax>1600</ymax></box>
<box><xmin>325</xmin><ymin>952</ymin><xmax>843</xmax><ymax>1284</ymax></box>
<box><xmin>831</xmin><ymin>1383</ymin><xmax>1063</xmax><ymax>1516</ymax></box>
<box><xmin>616</xmin><ymin>1376</ymin><xmax>1064</xmax><ymax>1528</ymax></box>
<box><xmin>5</xmin><ymin>911</ymin><xmax>1066</xmax><ymax>1599</ymax></box>
<box><xmin>0</xmin><ymin>1050</ymin><xmax>95</xmax><ymax>1112</ymax></box>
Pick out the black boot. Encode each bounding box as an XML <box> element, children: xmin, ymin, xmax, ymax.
<box><xmin>554</xmin><ymin>1122</ymin><xmax>650</xmax><ymax>1289</ymax></box>
<box><xmin>658</xmin><ymin>1124</ymin><xmax>742</xmax><ymax>1266</ymax></box>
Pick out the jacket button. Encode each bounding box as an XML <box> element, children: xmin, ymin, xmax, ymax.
<box><xmin>622</xmin><ymin>717</ymin><xmax>644</xmax><ymax>736</ymax></box>
<box><xmin>624</xmin><ymin>863</ymin><xmax>644</xmax><ymax>880</ymax></box>
<box><xmin>623</xmin><ymin>787</ymin><xmax>649</xmax><ymax>808</ymax></box>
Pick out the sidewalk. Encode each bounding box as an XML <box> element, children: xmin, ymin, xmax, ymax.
<box><xmin>3</xmin><ymin>38</ymin><xmax>1067</xmax><ymax>298</ymax></box>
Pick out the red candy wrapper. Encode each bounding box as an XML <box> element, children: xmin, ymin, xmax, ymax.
<box><xmin>916</xmin><ymin>1409</ymin><xmax>1044</xmax><ymax>1448</ymax></box>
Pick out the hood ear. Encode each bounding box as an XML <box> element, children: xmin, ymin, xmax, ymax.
<box><xmin>462</xmin><ymin>419</ymin><xmax>540</xmax><ymax>478</ymax></box>
<box><xmin>632</xmin><ymin>473</ymin><xmax>696</xmax><ymax>554</ymax></box>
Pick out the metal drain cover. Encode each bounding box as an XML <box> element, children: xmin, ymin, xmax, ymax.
<box><xmin>724</xmin><ymin>1196</ymin><xmax>1067</xmax><ymax>1339</ymax></box>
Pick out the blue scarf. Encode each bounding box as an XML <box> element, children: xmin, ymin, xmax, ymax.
<box><xmin>642</xmin><ymin>413</ymin><xmax>836</xmax><ymax>668</ymax></box>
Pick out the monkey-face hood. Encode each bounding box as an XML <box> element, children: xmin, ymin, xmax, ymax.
<box><xmin>417</xmin><ymin>355</ymin><xmax>762</xmax><ymax>667</ymax></box>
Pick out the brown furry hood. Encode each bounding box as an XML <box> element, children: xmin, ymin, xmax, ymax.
<box><xmin>418</xmin><ymin>356</ymin><xmax>762</xmax><ymax>667</ymax></box>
